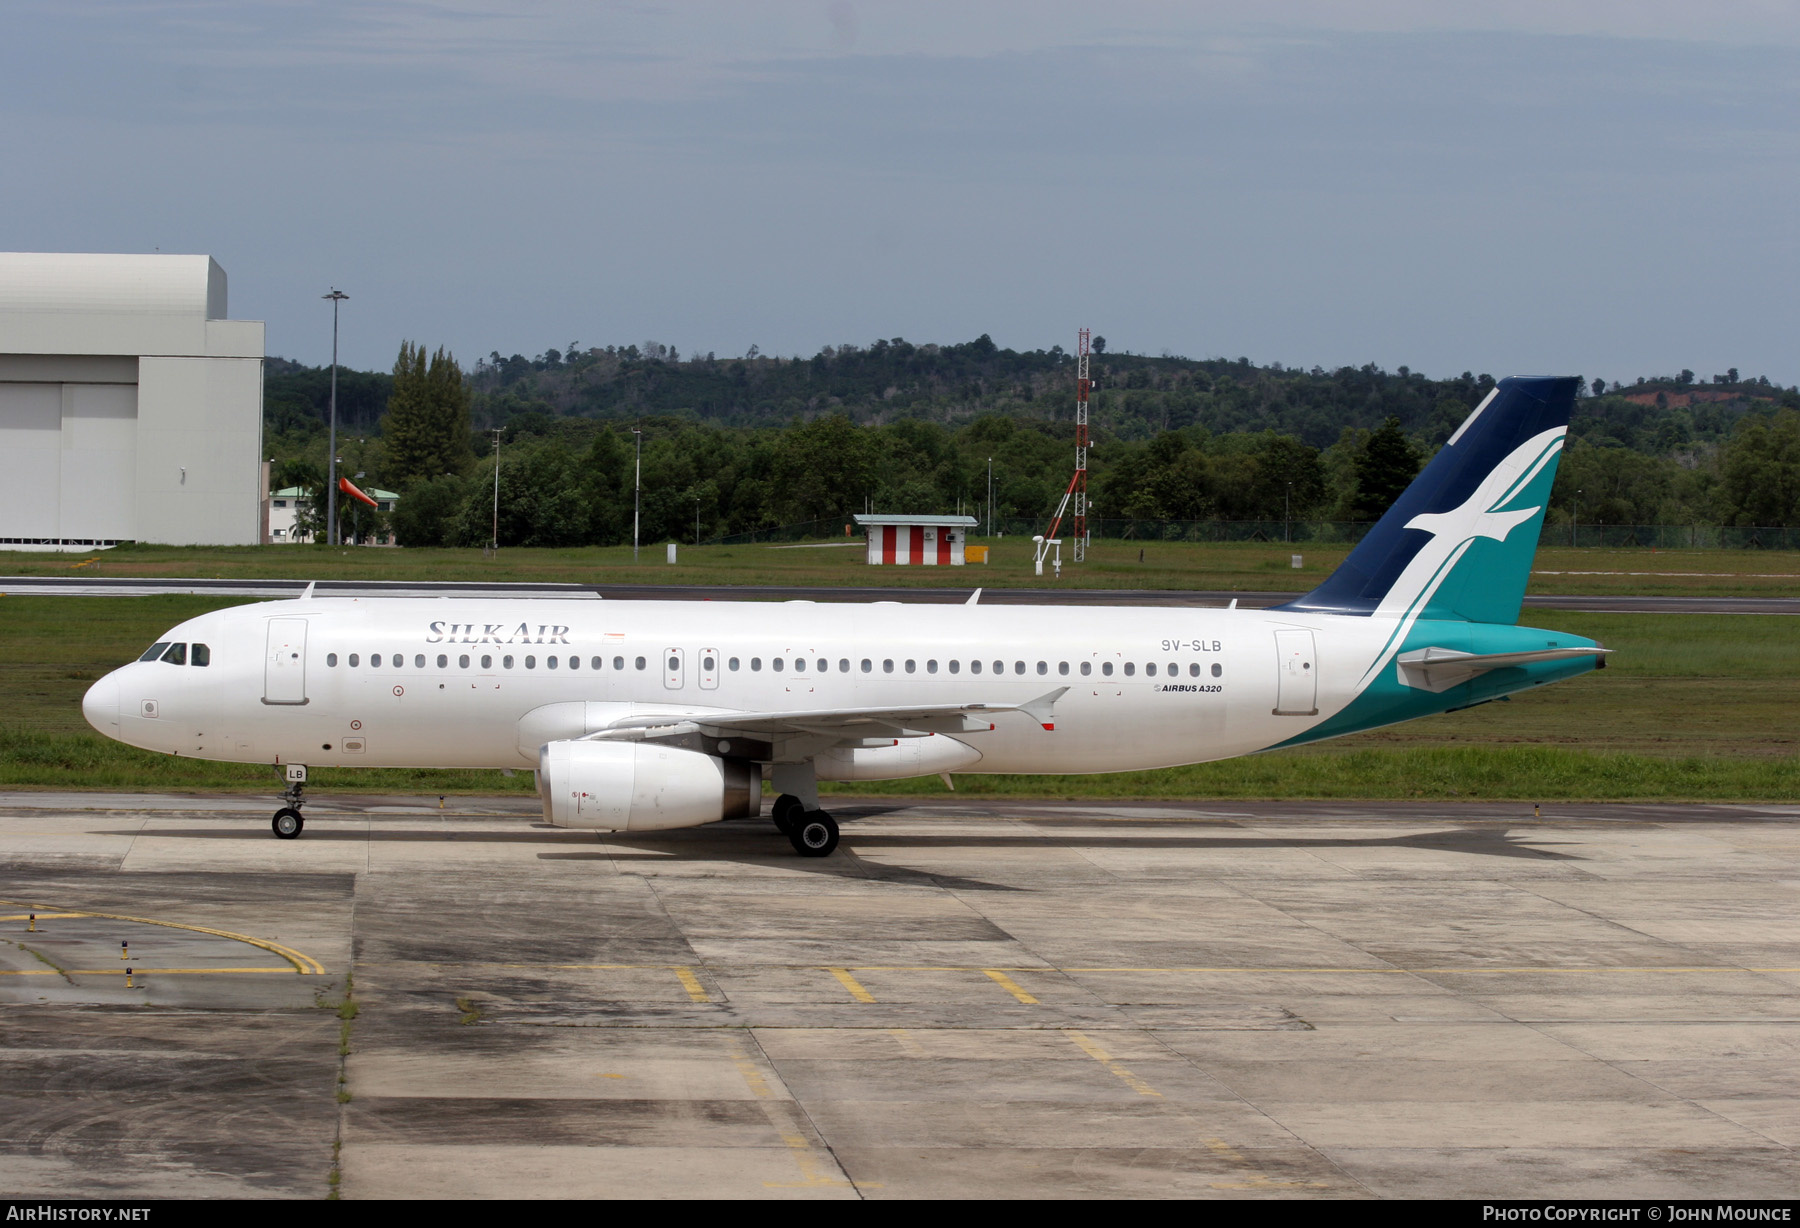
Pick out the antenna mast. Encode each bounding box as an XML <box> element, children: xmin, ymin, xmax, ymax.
<box><xmin>1037</xmin><ymin>328</ymin><xmax>1091</xmax><ymax>571</ymax></box>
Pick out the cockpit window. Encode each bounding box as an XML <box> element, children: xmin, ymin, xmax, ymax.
<box><xmin>139</xmin><ymin>642</ymin><xmax>171</xmax><ymax>662</ymax></box>
<box><xmin>191</xmin><ymin>643</ymin><xmax>211</xmax><ymax>667</ymax></box>
<box><xmin>160</xmin><ymin>643</ymin><xmax>187</xmax><ymax>666</ymax></box>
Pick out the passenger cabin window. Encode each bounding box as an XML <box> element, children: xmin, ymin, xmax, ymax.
<box><xmin>838</xmin><ymin>659</ymin><xmax>849</xmax><ymax>673</ymax></box>
<box><xmin>460</xmin><ymin>655</ymin><xmax>470</xmax><ymax>669</ymax></box>
<box><xmin>1101</xmin><ymin>662</ymin><xmax>1112</xmax><ymax>676</ymax></box>
<box><xmin>1124</xmin><ymin>662</ymin><xmax>1136</xmax><ymax>676</ymax></box>
<box><xmin>1036</xmin><ymin>662</ymin><xmax>1047</xmax><ymax>675</ymax></box>
<box><xmin>613</xmin><ymin>656</ymin><xmax>625</xmax><ymax>670</ymax></box>
<box><xmin>1013</xmin><ymin>661</ymin><xmax>1025</xmax><ymax>675</ymax></box>
<box><xmin>949</xmin><ymin>660</ymin><xmax>960</xmax><ymax>674</ymax></box>
<box><xmin>503</xmin><ymin>655</ymin><xmax>514</xmax><ymax>669</ymax></box>
<box><xmin>526</xmin><ymin>656</ymin><xmax>537</xmax><ymax>669</ymax></box>
<box><xmin>349</xmin><ymin>654</ymin><xmax>361</xmax><ymax>667</ymax></box>
<box><xmin>971</xmin><ymin>660</ymin><xmax>982</xmax><ymax>674</ymax></box>
<box><xmin>1058</xmin><ymin>662</ymin><xmax>1068</xmax><ymax>675</ymax></box>
<box><xmin>773</xmin><ymin>658</ymin><xmax>784</xmax><ymax>673</ymax></box>
<box><xmin>926</xmin><ymin>660</ymin><xmax>938</xmax><ymax>674</ymax></box>
<box><xmin>905</xmin><ymin>659</ymin><xmax>916</xmax><ymax>674</ymax></box>
<box><xmin>883</xmin><ymin>659</ymin><xmax>894</xmax><ymax>674</ymax></box>
<box><xmin>1080</xmin><ymin>662</ymin><xmax>1091</xmax><ymax>676</ymax></box>
<box><xmin>192</xmin><ymin>644</ymin><xmax>210</xmax><ymax>667</ymax></box>
<box><xmin>139</xmin><ymin>642</ymin><xmax>171</xmax><ymax>662</ymax></box>
<box><xmin>751</xmin><ymin>658</ymin><xmax>762</xmax><ymax>671</ymax></box>
<box><xmin>1168</xmin><ymin>661</ymin><xmax>1178</xmax><ymax>676</ymax></box>
<box><xmin>592</xmin><ymin>656</ymin><xmax>602</xmax><ymax>670</ymax></box>
<box><xmin>327</xmin><ymin>653</ymin><xmax>339</xmax><ymax>667</ymax></box>
<box><xmin>861</xmin><ymin>659</ymin><xmax>872</xmax><ymax>673</ymax></box>
<box><xmin>161</xmin><ymin>643</ymin><xmax>186</xmax><ymax>665</ymax></box>
<box><xmin>481</xmin><ymin>655</ymin><xmax>493</xmax><ymax>669</ymax></box>
<box><xmin>634</xmin><ymin>657</ymin><xmax>646</xmax><ymax>670</ymax></box>
<box><xmin>729</xmin><ymin>657</ymin><xmax>740</xmax><ymax>671</ymax></box>
<box><xmin>1212</xmin><ymin>663</ymin><xmax>1223</xmax><ymax>677</ymax></box>
<box><xmin>792</xmin><ymin>659</ymin><xmax>803</xmax><ymax>673</ymax></box>
<box><xmin>1146</xmin><ymin>663</ymin><xmax>1157</xmax><ymax>677</ymax></box>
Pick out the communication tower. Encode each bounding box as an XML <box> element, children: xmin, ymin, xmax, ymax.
<box><xmin>1037</xmin><ymin>328</ymin><xmax>1091</xmax><ymax>570</ymax></box>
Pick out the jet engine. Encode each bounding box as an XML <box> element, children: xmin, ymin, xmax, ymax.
<box><xmin>537</xmin><ymin>740</ymin><xmax>758</xmax><ymax>831</ymax></box>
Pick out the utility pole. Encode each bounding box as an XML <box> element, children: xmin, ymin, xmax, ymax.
<box><xmin>632</xmin><ymin>425</ymin><xmax>643</xmax><ymax>562</ymax></box>
<box><xmin>323</xmin><ymin>289</ymin><xmax>348</xmax><ymax>546</ymax></box>
<box><xmin>694</xmin><ymin>495</ymin><xmax>701</xmax><ymax>546</ymax></box>
<box><xmin>490</xmin><ymin>426</ymin><xmax>503</xmax><ymax>550</ymax></box>
<box><xmin>987</xmin><ymin>457</ymin><xmax>993</xmax><ymax>537</ymax></box>
<box><xmin>1573</xmin><ymin>489</ymin><xmax>1582</xmax><ymax>548</ymax></box>
<box><xmin>1285</xmin><ymin>482</ymin><xmax>1292</xmax><ymax>544</ymax></box>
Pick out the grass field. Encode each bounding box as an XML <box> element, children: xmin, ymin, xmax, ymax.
<box><xmin>0</xmin><ymin>594</ymin><xmax>1792</xmax><ymax>801</ymax></box>
<box><xmin>3</xmin><ymin>538</ymin><xmax>1798</xmax><ymax>597</ymax></box>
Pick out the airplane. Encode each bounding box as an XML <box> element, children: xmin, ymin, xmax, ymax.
<box><xmin>81</xmin><ymin>376</ymin><xmax>1606</xmax><ymax>857</ymax></box>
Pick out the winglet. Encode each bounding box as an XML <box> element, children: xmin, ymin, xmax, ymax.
<box><xmin>1019</xmin><ymin>686</ymin><xmax>1069</xmax><ymax>731</ymax></box>
<box><xmin>966</xmin><ymin>588</ymin><xmax>982</xmax><ymax>606</ymax></box>
<box><xmin>300</xmin><ymin>582</ymin><xmax>316</xmax><ymax>601</ymax></box>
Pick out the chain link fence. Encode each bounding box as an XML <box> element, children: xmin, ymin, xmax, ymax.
<box><xmin>706</xmin><ymin>517</ymin><xmax>1800</xmax><ymax>550</ymax></box>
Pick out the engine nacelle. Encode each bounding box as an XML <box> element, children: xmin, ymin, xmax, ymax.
<box><xmin>538</xmin><ymin>740</ymin><xmax>758</xmax><ymax>831</ymax></box>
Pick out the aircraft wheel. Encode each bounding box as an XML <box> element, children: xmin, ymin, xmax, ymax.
<box><xmin>272</xmin><ymin>808</ymin><xmax>304</xmax><ymax>839</ymax></box>
<box><xmin>789</xmin><ymin>811</ymin><xmax>839</xmax><ymax>857</ymax></box>
<box><xmin>771</xmin><ymin>793</ymin><xmax>804</xmax><ymax>835</ymax></box>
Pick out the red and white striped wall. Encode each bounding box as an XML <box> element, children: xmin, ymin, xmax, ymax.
<box><xmin>864</xmin><ymin>524</ymin><xmax>963</xmax><ymax>565</ymax></box>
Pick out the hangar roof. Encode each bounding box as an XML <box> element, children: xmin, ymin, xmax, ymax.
<box><xmin>0</xmin><ymin>253</ymin><xmax>226</xmax><ymax>319</ymax></box>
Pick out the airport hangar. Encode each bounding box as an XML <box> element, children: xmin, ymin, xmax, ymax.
<box><xmin>0</xmin><ymin>252</ymin><xmax>265</xmax><ymax>550</ymax></box>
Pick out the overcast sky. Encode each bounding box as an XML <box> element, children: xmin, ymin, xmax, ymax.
<box><xmin>4</xmin><ymin>1</ymin><xmax>1796</xmax><ymax>384</ymax></box>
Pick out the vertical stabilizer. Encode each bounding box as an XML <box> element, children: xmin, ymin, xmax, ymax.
<box><xmin>1281</xmin><ymin>376</ymin><xmax>1577</xmax><ymax>625</ymax></box>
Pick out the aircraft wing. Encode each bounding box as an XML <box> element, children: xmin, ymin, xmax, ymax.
<box><xmin>593</xmin><ymin>687</ymin><xmax>1070</xmax><ymax>741</ymax></box>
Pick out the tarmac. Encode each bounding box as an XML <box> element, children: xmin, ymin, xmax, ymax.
<box><xmin>4</xmin><ymin>575</ymin><xmax>1796</xmax><ymax>613</ymax></box>
<box><xmin>0</xmin><ymin>792</ymin><xmax>1796</xmax><ymax>1200</ymax></box>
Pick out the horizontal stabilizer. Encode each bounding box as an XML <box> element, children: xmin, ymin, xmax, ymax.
<box><xmin>1396</xmin><ymin>645</ymin><xmax>1610</xmax><ymax>693</ymax></box>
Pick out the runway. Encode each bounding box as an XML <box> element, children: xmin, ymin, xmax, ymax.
<box><xmin>1</xmin><ymin>793</ymin><xmax>1795</xmax><ymax>1199</ymax></box>
<box><xmin>2</xmin><ymin>575</ymin><xmax>1794</xmax><ymax>614</ymax></box>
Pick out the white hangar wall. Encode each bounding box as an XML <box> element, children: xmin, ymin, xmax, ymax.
<box><xmin>0</xmin><ymin>253</ymin><xmax>265</xmax><ymax>548</ymax></box>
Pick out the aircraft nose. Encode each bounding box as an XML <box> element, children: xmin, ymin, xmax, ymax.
<box><xmin>82</xmin><ymin>672</ymin><xmax>120</xmax><ymax>736</ymax></box>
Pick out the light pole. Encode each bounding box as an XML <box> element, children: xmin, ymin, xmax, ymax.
<box><xmin>986</xmin><ymin>457</ymin><xmax>993</xmax><ymax>537</ymax></box>
<box><xmin>1284</xmin><ymin>481</ymin><xmax>1292</xmax><ymax>544</ymax></box>
<box><xmin>1573</xmin><ymin>488</ymin><xmax>1582</xmax><ymax>548</ymax></box>
<box><xmin>323</xmin><ymin>289</ymin><xmax>348</xmax><ymax>546</ymax></box>
<box><xmin>694</xmin><ymin>495</ymin><xmax>701</xmax><ymax>547</ymax></box>
<box><xmin>490</xmin><ymin>427</ymin><xmax>503</xmax><ymax>550</ymax></box>
<box><xmin>632</xmin><ymin>426</ymin><xmax>643</xmax><ymax>561</ymax></box>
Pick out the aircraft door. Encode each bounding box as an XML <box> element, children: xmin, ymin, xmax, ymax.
<box><xmin>1273</xmin><ymin>629</ymin><xmax>1317</xmax><ymax>716</ymax></box>
<box><xmin>663</xmin><ymin>647</ymin><xmax>684</xmax><ymax>689</ymax></box>
<box><xmin>263</xmin><ymin>618</ymin><xmax>309</xmax><ymax>706</ymax></box>
<box><xmin>699</xmin><ymin>648</ymin><xmax>719</xmax><ymax>690</ymax></box>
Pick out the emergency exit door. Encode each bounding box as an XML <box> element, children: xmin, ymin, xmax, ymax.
<box><xmin>1272</xmin><ymin>629</ymin><xmax>1317</xmax><ymax>716</ymax></box>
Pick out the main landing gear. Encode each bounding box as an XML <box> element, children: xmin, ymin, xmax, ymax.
<box><xmin>272</xmin><ymin>764</ymin><xmax>307</xmax><ymax>840</ymax></box>
<box><xmin>770</xmin><ymin>793</ymin><xmax>839</xmax><ymax>857</ymax></box>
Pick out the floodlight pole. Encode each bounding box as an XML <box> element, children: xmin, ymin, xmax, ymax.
<box><xmin>986</xmin><ymin>457</ymin><xmax>993</xmax><ymax>537</ymax></box>
<box><xmin>632</xmin><ymin>426</ymin><xmax>643</xmax><ymax>561</ymax></box>
<box><xmin>323</xmin><ymin>289</ymin><xmax>348</xmax><ymax>546</ymax></box>
<box><xmin>490</xmin><ymin>427</ymin><xmax>503</xmax><ymax>549</ymax></box>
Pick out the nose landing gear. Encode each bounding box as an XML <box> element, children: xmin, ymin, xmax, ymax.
<box><xmin>272</xmin><ymin>764</ymin><xmax>307</xmax><ymax>839</ymax></box>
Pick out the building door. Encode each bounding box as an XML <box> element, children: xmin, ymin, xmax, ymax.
<box><xmin>1273</xmin><ymin>629</ymin><xmax>1317</xmax><ymax>716</ymax></box>
<box><xmin>263</xmin><ymin>618</ymin><xmax>308</xmax><ymax>705</ymax></box>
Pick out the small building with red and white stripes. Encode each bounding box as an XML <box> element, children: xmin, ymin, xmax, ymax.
<box><xmin>854</xmin><ymin>513</ymin><xmax>977</xmax><ymax>566</ymax></box>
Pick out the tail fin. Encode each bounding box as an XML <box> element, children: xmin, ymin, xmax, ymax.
<box><xmin>1281</xmin><ymin>376</ymin><xmax>1577</xmax><ymax>625</ymax></box>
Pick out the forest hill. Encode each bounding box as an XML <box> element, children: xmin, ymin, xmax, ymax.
<box><xmin>261</xmin><ymin>337</ymin><xmax>1800</xmax><ymax>548</ymax></box>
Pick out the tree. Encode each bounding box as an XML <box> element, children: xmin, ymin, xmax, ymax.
<box><xmin>381</xmin><ymin>342</ymin><xmax>474</xmax><ymax>489</ymax></box>
<box><xmin>1090</xmin><ymin>336</ymin><xmax>1107</xmax><ymax>354</ymax></box>
<box><xmin>1352</xmin><ymin>417</ymin><xmax>1421</xmax><ymax>520</ymax></box>
<box><xmin>1718</xmin><ymin>410</ymin><xmax>1800</xmax><ymax>526</ymax></box>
